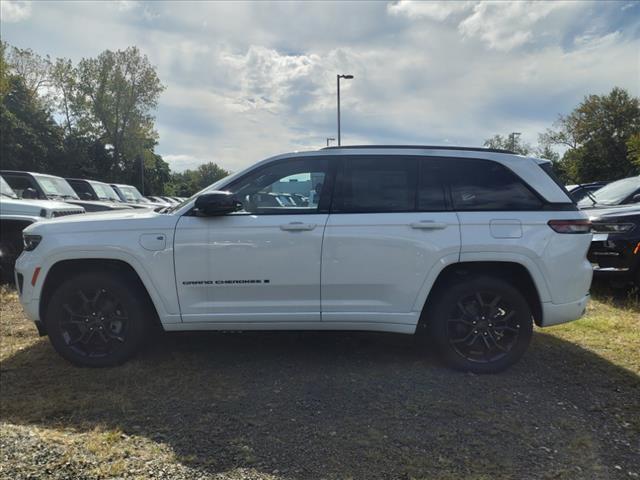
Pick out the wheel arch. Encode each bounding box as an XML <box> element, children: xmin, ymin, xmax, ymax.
<box><xmin>39</xmin><ymin>258</ymin><xmax>163</xmax><ymax>331</ymax></box>
<box><xmin>419</xmin><ymin>261</ymin><xmax>544</xmax><ymax>328</ymax></box>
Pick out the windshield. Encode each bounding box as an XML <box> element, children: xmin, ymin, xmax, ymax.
<box><xmin>90</xmin><ymin>181</ymin><xmax>121</xmax><ymax>201</ymax></box>
<box><xmin>578</xmin><ymin>176</ymin><xmax>640</xmax><ymax>207</ymax></box>
<box><xmin>33</xmin><ymin>174</ymin><xmax>79</xmax><ymax>199</ymax></box>
<box><xmin>118</xmin><ymin>185</ymin><xmax>146</xmax><ymax>202</ymax></box>
<box><xmin>0</xmin><ymin>176</ymin><xmax>18</xmax><ymax>199</ymax></box>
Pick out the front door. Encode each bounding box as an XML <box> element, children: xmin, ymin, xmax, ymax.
<box><xmin>174</xmin><ymin>156</ymin><xmax>333</xmax><ymax>324</ymax></box>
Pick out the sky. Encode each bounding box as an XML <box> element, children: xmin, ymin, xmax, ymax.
<box><xmin>1</xmin><ymin>0</ymin><xmax>639</xmax><ymax>173</ymax></box>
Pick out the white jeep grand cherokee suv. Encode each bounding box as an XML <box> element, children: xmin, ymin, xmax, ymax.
<box><xmin>15</xmin><ymin>146</ymin><xmax>593</xmax><ymax>372</ymax></box>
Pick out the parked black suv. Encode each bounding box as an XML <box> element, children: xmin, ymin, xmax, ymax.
<box><xmin>588</xmin><ymin>205</ymin><xmax>640</xmax><ymax>286</ymax></box>
<box><xmin>578</xmin><ymin>176</ymin><xmax>640</xmax><ymax>209</ymax></box>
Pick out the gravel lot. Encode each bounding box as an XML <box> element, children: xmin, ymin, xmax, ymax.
<box><xmin>1</xmin><ymin>285</ymin><xmax>639</xmax><ymax>480</ymax></box>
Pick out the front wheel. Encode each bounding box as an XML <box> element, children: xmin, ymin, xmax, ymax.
<box><xmin>45</xmin><ymin>272</ymin><xmax>152</xmax><ymax>367</ymax></box>
<box><xmin>428</xmin><ymin>276</ymin><xmax>533</xmax><ymax>374</ymax></box>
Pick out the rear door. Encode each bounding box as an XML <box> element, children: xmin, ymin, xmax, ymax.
<box><xmin>320</xmin><ymin>155</ymin><xmax>460</xmax><ymax>326</ymax></box>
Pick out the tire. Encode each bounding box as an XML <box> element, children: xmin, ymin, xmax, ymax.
<box><xmin>0</xmin><ymin>239</ymin><xmax>19</xmax><ymax>284</ymax></box>
<box><xmin>428</xmin><ymin>275</ymin><xmax>533</xmax><ymax>374</ymax></box>
<box><xmin>44</xmin><ymin>271</ymin><xmax>152</xmax><ymax>367</ymax></box>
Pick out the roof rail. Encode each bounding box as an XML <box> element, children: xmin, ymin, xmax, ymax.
<box><xmin>321</xmin><ymin>145</ymin><xmax>516</xmax><ymax>154</ymax></box>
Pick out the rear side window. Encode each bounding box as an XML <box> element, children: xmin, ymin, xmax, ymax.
<box><xmin>418</xmin><ymin>160</ymin><xmax>446</xmax><ymax>211</ymax></box>
<box><xmin>333</xmin><ymin>156</ymin><xmax>417</xmax><ymax>213</ymax></box>
<box><xmin>445</xmin><ymin>158</ymin><xmax>543</xmax><ymax>211</ymax></box>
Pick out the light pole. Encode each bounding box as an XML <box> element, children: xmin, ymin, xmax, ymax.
<box><xmin>326</xmin><ymin>137</ymin><xmax>335</xmax><ymax>147</ymax></box>
<box><xmin>509</xmin><ymin>132</ymin><xmax>521</xmax><ymax>152</ymax></box>
<box><xmin>337</xmin><ymin>74</ymin><xmax>354</xmax><ymax>146</ymax></box>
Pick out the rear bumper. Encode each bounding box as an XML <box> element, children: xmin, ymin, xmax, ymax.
<box><xmin>540</xmin><ymin>294</ymin><xmax>590</xmax><ymax>327</ymax></box>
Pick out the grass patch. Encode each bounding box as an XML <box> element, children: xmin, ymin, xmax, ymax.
<box><xmin>1</xmin><ymin>281</ymin><xmax>638</xmax><ymax>479</ymax></box>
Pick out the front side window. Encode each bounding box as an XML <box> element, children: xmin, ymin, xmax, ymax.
<box><xmin>445</xmin><ymin>158</ymin><xmax>542</xmax><ymax>211</ymax></box>
<box><xmin>333</xmin><ymin>156</ymin><xmax>417</xmax><ymax>213</ymax></box>
<box><xmin>225</xmin><ymin>158</ymin><xmax>330</xmax><ymax>214</ymax></box>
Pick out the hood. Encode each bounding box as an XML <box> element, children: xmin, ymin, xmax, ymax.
<box><xmin>64</xmin><ymin>199</ymin><xmax>133</xmax><ymax>211</ymax></box>
<box><xmin>23</xmin><ymin>207</ymin><xmax>178</xmax><ymax>234</ymax></box>
<box><xmin>588</xmin><ymin>204</ymin><xmax>640</xmax><ymax>221</ymax></box>
<box><xmin>1</xmin><ymin>197</ymin><xmax>84</xmax><ymax>217</ymax></box>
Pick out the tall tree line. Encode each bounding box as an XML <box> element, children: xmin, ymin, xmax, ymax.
<box><xmin>0</xmin><ymin>42</ymin><xmax>228</xmax><ymax>195</ymax></box>
<box><xmin>484</xmin><ymin>87</ymin><xmax>640</xmax><ymax>184</ymax></box>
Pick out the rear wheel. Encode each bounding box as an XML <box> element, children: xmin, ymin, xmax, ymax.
<box><xmin>45</xmin><ymin>272</ymin><xmax>152</xmax><ymax>367</ymax></box>
<box><xmin>428</xmin><ymin>276</ymin><xmax>533</xmax><ymax>373</ymax></box>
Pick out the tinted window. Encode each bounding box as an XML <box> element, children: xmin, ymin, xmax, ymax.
<box><xmin>3</xmin><ymin>175</ymin><xmax>42</xmax><ymax>199</ymax></box>
<box><xmin>334</xmin><ymin>156</ymin><xmax>417</xmax><ymax>213</ymax></box>
<box><xmin>418</xmin><ymin>160</ymin><xmax>446</xmax><ymax>211</ymax></box>
<box><xmin>446</xmin><ymin>158</ymin><xmax>542</xmax><ymax>211</ymax></box>
<box><xmin>225</xmin><ymin>157</ymin><xmax>330</xmax><ymax>214</ymax></box>
<box><xmin>68</xmin><ymin>180</ymin><xmax>96</xmax><ymax>199</ymax></box>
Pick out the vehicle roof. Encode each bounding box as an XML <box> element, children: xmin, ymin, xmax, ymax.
<box><xmin>322</xmin><ymin>145</ymin><xmax>515</xmax><ymax>154</ymax></box>
<box><xmin>0</xmin><ymin>170</ymin><xmax>64</xmax><ymax>179</ymax></box>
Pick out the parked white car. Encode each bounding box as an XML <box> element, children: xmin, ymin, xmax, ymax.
<box><xmin>15</xmin><ymin>146</ymin><xmax>593</xmax><ymax>372</ymax></box>
<box><xmin>0</xmin><ymin>176</ymin><xmax>84</xmax><ymax>280</ymax></box>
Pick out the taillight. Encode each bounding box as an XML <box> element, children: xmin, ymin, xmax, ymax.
<box><xmin>547</xmin><ymin>219</ymin><xmax>592</xmax><ymax>234</ymax></box>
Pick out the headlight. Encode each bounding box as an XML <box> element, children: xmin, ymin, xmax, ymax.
<box><xmin>23</xmin><ymin>234</ymin><xmax>42</xmax><ymax>251</ymax></box>
<box><xmin>591</xmin><ymin>223</ymin><xmax>635</xmax><ymax>234</ymax></box>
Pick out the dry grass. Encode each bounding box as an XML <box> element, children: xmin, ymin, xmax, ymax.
<box><xmin>0</xmin><ymin>282</ymin><xmax>638</xmax><ymax>480</ymax></box>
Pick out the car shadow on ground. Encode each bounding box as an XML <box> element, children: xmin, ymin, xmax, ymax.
<box><xmin>1</xmin><ymin>324</ymin><xmax>639</xmax><ymax>479</ymax></box>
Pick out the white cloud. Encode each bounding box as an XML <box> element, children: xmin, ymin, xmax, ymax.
<box><xmin>1</xmin><ymin>1</ymin><xmax>637</xmax><ymax>175</ymax></box>
<box><xmin>0</xmin><ymin>0</ymin><xmax>32</xmax><ymax>23</ymax></box>
<box><xmin>458</xmin><ymin>1</ymin><xmax>567</xmax><ymax>51</ymax></box>
<box><xmin>388</xmin><ymin>0</ymin><xmax>473</xmax><ymax>21</ymax></box>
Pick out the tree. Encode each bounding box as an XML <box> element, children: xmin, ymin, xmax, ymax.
<box><xmin>627</xmin><ymin>132</ymin><xmax>640</xmax><ymax>170</ymax></box>
<box><xmin>483</xmin><ymin>134</ymin><xmax>532</xmax><ymax>155</ymax></box>
<box><xmin>4</xmin><ymin>43</ymin><xmax>51</xmax><ymax>101</ymax></box>
<box><xmin>0</xmin><ymin>75</ymin><xmax>63</xmax><ymax>172</ymax></box>
<box><xmin>73</xmin><ymin>47</ymin><xmax>165</xmax><ymax>176</ymax></box>
<box><xmin>541</xmin><ymin>87</ymin><xmax>640</xmax><ymax>182</ymax></box>
<box><xmin>168</xmin><ymin>162</ymin><xmax>230</xmax><ymax>196</ymax></box>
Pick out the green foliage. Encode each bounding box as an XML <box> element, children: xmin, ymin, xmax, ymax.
<box><xmin>0</xmin><ymin>76</ymin><xmax>63</xmax><ymax>172</ymax></box>
<box><xmin>542</xmin><ymin>87</ymin><xmax>640</xmax><ymax>182</ymax></box>
<box><xmin>74</xmin><ymin>47</ymin><xmax>165</xmax><ymax>167</ymax></box>
<box><xmin>168</xmin><ymin>162</ymin><xmax>230</xmax><ymax>197</ymax></box>
<box><xmin>627</xmin><ymin>132</ymin><xmax>640</xmax><ymax>170</ymax></box>
<box><xmin>1</xmin><ymin>42</ymin><xmax>177</xmax><ymax>194</ymax></box>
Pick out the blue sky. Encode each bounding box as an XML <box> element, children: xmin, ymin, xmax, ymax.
<box><xmin>1</xmin><ymin>0</ymin><xmax>639</xmax><ymax>172</ymax></box>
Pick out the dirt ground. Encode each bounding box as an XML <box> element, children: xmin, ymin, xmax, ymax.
<box><xmin>0</xmin><ymin>284</ymin><xmax>638</xmax><ymax>480</ymax></box>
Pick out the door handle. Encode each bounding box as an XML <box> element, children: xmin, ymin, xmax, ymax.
<box><xmin>410</xmin><ymin>221</ymin><xmax>448</xmax><ymax>230</ymax></box>
<box><xmin>280</xmin><ymin>222</ymin><xmax>317</xmax><ymax>231</ymax></box>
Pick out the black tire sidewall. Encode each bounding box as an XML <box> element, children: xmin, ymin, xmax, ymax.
<box><xmin>429</xmin><ymin>275</ymin><xmax>533</xmax><ymax>374</ymax></box>
<box><xmin>45</xmin><ymin>272</ymin><xmax>150</xmax><ymax>367</ymax></box>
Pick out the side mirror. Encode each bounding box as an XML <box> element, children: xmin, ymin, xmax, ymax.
<box><xmin>194</xmin><ymin>191</ymin><xmax>242</xmax><ymax>216</ymax></box>
<box><xmin>79</xmin><ymin>192</ymin><xmax>93</xmax><ymax>200</ymax></box>
<box><xmin>631</xmin><ymin>193</ymin><xmax>640</xmax><ymax>203</ymax></box>
<box><xmin>22</xmin><ymin>187</ymin><xmax>38</xmax><ymax>199</ymax></box>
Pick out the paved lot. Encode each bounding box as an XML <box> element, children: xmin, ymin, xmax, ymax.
<box><xmin>1</xmin><ymin>285</ymin><xmax>638</xmax><ymax>480</ymax></box>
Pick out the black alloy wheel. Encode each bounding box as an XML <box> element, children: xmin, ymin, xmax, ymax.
<box><xmin>447</xmin><ymin>292</ymin><xmax>521</xmax><ymax>364</ymax></box>
<box><xmin>59</xmin><ymin>287</ymin><xmax>129</xmax><ymax>358</ymax></box>
<box><xmin>428</xmin><ymin>275</ymin><xmax>533</xmax><ymax>373</ymax></box>
<box><xmin>46</xmin><ymin>272</ymin><xmax>151</xmax><ymax>367</ymax></box>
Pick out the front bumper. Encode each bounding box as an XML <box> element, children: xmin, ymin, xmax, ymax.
<box><xmin>14</xmin><ymin>253</ymin><xmax>41</xmax><ymax>323</ymax></box>
<box><xmin>540</xmin><ymin>294</ymin><xmax>590</xmax><ymax>327</ymax></box>
<box><xmin>588</xmin><ymin>233</ymin><xmax>639</xmax><ymax>281</ymax></box>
